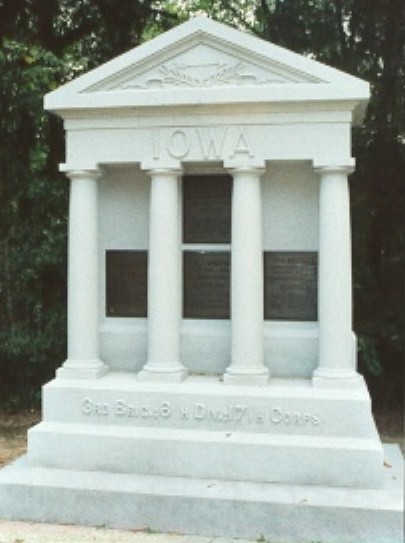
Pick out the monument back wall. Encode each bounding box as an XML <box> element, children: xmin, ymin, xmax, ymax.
<box><xmin>97</xmin><ymin>162</ymin><xmax>319</xmax><ymax>377</ymax></box>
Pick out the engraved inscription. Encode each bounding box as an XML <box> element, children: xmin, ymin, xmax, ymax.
<box><xmin>106</xmin><ymin>250</ymin><xmax>147</xmax><ymax>317</ymax></box>
<box><xmin>80</xmin><ymin>397</ymin><xmax>322</xmax><ymax>427</ymax></box>
<box><xmin>115</xmin><ymin>400</ymin><xmax>171</xmax><ymax>419</ymax></box>
<box><xmin>183</xmin><ymin>252</ymin><xmax>230</xmax><ymax>319</ymax></box>
<box><xmin>264</xmin><ymin>251</ymin><xmax>317</xmax><ymax>321</ymax></box>
<box><xmin>81</xmin><ymin>398</ymin><xmax>110</xmax><ymax>416</ymax></box>
<box><xmin>231</xmin><ymin>128</ymin><xmax>254</xmax><ymax>158</ymax></box>
<box><xmin>167</xmin><ymin>129</ymin><xmax>191</xmax><ymax>159</ymax></box>
<box><xmin>183</xmin><ymin>175</ymin><xmax>232</xmax><ymax>243</ymax></box>
<box><xmin>196</xmin><ymin>127</ymin><xmax>228</xmax><ymax>159</ymax></box>
<box><xmin>184</xmin><ymin>403</ymin><xmax>320</xmax><ymax>426</ymax></box>
<box><xmin>152</xmin><ymin>126</ymin><xmax>254</xmax><ymax>162</ymax></box>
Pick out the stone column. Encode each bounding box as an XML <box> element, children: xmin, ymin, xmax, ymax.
<box><xmin>312</xmin><ymin>165</ymin><xmax>360</xmax><ymax>387</ymax></box>
<box><xmin>57</xmin><ymin>169</ymin><xmax>108</xmax><ymax>379</ymax></box>
<box><xmin>224</xmin><ymin>167</ymin><xmax>269</xmax><ymax>386</ymax></box>
<box><xmin>138</xmin><ymin>169</ymin><xmax>187</xmax><ymax>382</ymax></box>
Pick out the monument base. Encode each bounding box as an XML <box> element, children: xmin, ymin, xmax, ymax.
<box><xmin>24</xmin><ymin>373</ymin><xmax>385</xmax><ymax>488</ymax></box>
<box><xmin>0</xmin><ymin>444</ymin><xmax>402</xmax><ymax>543</ymax></box>
<box><xmin>0</xmin><ymin>373</ymin><xmax>402</xmax><ymax>542</ymax></box>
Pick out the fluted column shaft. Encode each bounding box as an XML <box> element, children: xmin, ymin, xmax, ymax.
<box><xmin>138</xmin><ymin>169</ymin><xmax>187</xmax><ymax>382</ymax></box>
<box><xmin>57</xmin><ymin>169</ymin><xmax>107</xmax><ymax>379</ymax></box>
<box><xmin>224</xmin><ymin>167</ymin><xmax>269</xmax><ymax>386</ymax></box>
<box><xmin>313</xmin><ymin>166</ymin><xmax>360</xmax><ymax>387</ymax></box>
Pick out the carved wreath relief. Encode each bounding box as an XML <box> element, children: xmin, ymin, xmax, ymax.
<box><xmin>121</xmin><ymin>61</ymin><xmax>285</xmax><ymax>89</ymax></box>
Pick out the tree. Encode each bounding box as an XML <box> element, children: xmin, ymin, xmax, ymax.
<box><xmin>0</xmin><ymin>1</ymin><xmax>181</xmax><ymax>407</ymax></box>
<box><xmin>0</xmin><ymin>39</ymin><xmax>67</xmax><ymax>404</ymax></box>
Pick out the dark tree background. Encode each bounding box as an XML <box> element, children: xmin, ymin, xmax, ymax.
<box><xmin>0</xmin><ymin>0</ymin><xmax>403</xmax><ymax>409</ymax></box>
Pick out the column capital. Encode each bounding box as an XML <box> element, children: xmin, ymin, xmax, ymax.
<box><xmin>59</xmin><ymin>165</ymin><xmax>102</xmax><ymax>180</ymax></box>
<box><xmin>141</xmin><ymin>159</ymin><xmax>181</xmax><ymax>172</ymax></box>
<box><xmin>313</xmin><ymin>162</ymin><xmax>355</xmax><ymax>176</ymax></box>
<box><xmin>145</xmin><ymin>168</ymin><xmax>182</xmax><ymax>178</ymax></box>
<box><xmin>227</xmin><ymin>166</ymin><xmax>265</xmax><ymax>177</ymax></box>
<box><xmin>224</xmin><ymin>159</ymin><xmax>265</xmax><ymax>172</ymax></box>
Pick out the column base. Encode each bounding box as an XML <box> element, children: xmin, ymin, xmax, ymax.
<box><xmin>138</xmin><ymin>364</ymin><xmax>188</xmax><ymax>383</ymax></box>
<box><xmin>223</xmin><ymin>367</ymin><xmax>269</xmax><ymax>386</ymax></box>
<box><xmin>56</xmin><ymin>359</ymin><xmax>108</xmax><ymax>380</ymax></box>
<box><xmin>312</xmin><ymin>367</ymin><xmax>362</xmax><ymax>389</ymax></box>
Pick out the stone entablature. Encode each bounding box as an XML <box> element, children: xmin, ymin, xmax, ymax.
<box><xmin>62</xmin><ymin>108</ymin><xmax>354</xmax><ymax>170</ymax></box>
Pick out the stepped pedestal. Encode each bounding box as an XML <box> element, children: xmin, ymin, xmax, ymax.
<box><xmin>28</xmin><ymin>373</ymin><xmax>384</xmax><ymax>488</ymax></box>
<box><xmin>0</xmin><ymin>373</ymin><xmax>403</xmax><ymax>543</ymax></box>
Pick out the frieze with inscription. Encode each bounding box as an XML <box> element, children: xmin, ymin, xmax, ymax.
<box><xmin>80</xmin><ymin>397</ymin><xmax>322</xmax><ymax>431</ymax></box>
<box><xmin>152</xmin><ymin>126</ymin><xmax>255</xmax><ymax>161</ymax></box>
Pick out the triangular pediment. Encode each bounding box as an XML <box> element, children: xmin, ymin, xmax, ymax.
<box><xmin>45</xmin><ymin>17</ymin><xmax>369</xmax><ymax>118</ymax></box>
<box><xmin>85</xmin><ymin>40</ymin><xmax>323</xmax><ymax>93</ymax></box>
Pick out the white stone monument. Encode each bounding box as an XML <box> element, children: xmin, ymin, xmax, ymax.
<box><xmin>0</xmin><ymin>17</ymin><xmax>403</xmax><ymax>543</ymax></box>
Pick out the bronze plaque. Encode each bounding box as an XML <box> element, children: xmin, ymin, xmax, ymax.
<box><xmin>183</xmin><ymin>252</ymin><xmax>230</xmax><ymax>319</ymax></box>
<box><xmin>106</xmin><ymin>250</ymin><xmax>147</xmax><ymax>317</ymax></box>
<box><xmin>183</xmin><ymin>175</ymin><xmax>232</xmax><ymax>243</ymax></box>
<box><xmin>264</xmin><ymin>252</ymin><xmax>317</xmax><ymax>321</ymax></box>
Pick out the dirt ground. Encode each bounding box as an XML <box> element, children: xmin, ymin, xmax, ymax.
<box><xmin>373</xmin><ymin>405</ymin><xmax>404</xmax><ymax>450</ymax></box>
<box><xmin>0</xmin><ymin>406</ymin><xmax>403</xmax><ymax>468</ymax></box>
<box><xmin>0</xmin><ymin>410</ymin><xmax>41</xmax><ymax>468</ymax></box>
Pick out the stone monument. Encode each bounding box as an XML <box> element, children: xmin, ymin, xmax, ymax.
<box><xmin>0</xmin><ymin>17</ymin><xmax>403</xmax><ymax>543</ymax></box>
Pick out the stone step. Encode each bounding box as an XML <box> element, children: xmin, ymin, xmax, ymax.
<box><xmin>28</xmin><ymin>421</ymin><xmax>384</xmax><ymax>488</ymax></box>
<box><xmin>41</xmin><ymin>373</ymin><xmax>381</xmax><ymax>438</ymax></box>
<box><xmin>1</xmin><ymin>445</ymin><xmax>403</xmax><ymax>543</ymax></box>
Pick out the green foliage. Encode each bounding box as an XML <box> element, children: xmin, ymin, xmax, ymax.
<box><xmin>0</xmin><ymin>39</ymin><xmax>68</xmax><ymax>407</ymax></box>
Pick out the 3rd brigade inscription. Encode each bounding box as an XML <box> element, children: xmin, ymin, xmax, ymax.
<box><xmin>106</xmin><ymin>250</ymin><xmax>147</xmax><ymax>317</ymax></box>
<box><xmin>183</xmin><ymin>251</ymin><xmax>230</xmax><ymax>319</ymax></box>
<box><xmin>264</xmin><ymin>252</ymin><xmax>317</xmax><ymax>321</ymax></box>
<box><xmin>183</xmin><ymin>175</ymin><xmax>232</xmax><ymax>243</ymax></box>
<box><xmin>80</xmin><ymin>396</ymin><xmax>322</xmax><ymax>428</ymax></box>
